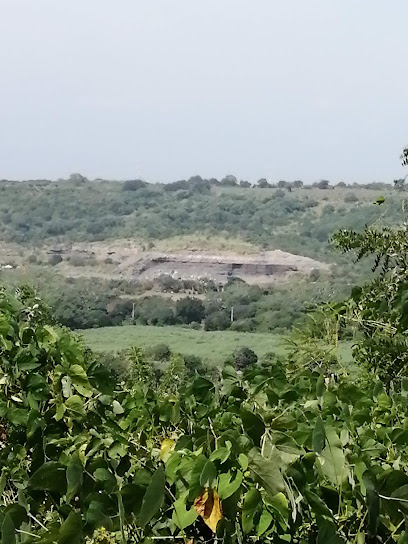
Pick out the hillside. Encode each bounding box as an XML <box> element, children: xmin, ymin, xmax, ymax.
<box><xmin>0</xmin><ymin>178</ymin><xmax>403</xmax><ymax>335</ymax></box>
<box><xmin>0</xmin><ymin>179</ymin><xmax>403</xmax><ymax>258</ymax></box>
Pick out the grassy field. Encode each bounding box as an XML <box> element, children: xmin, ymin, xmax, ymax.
<box><xmin>80</xmin><ymin>325</ymin><xmax>287</xmax><ymax>365</ymax></box>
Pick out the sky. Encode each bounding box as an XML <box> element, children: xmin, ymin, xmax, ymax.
<box><xmin>0</xmin><ymin>0</ymin><xmax>407</xmax><ymax>183</ymax></box>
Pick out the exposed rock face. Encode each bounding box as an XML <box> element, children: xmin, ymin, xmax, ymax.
<box><xmin>129</xmin><ymin>250</ymin><xmax>328</xmax><ymax>284</ymax></box>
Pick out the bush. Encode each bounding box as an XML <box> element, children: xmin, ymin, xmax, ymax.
<box><xmin>344</xmin><ymin>192</ymin><xmax>359</xmax><ymax>203</ymax></box>
<box><xmin>147</xmin><ymin>343</ymin><xmax>172</xmax><ymax>361</ymax></box>
<box><xmin>69</xmin><ymin>254</ymin><xmax>86</xmax><ymax>267</ymax></box>
<box><xmin>233</xmin><ymin>347</ymin><xmax>258</xmax><ymax>371</ymax></box>
<box><xmin>176</xmin><ymin>297</ymin><xmax>205</xmax><ymax>324</ymax></box>
<box><xmin>48</xmin><ymin>253</ymin><xmax>63</xmax><ymax>266</ymax></box>
<box><xmin>123</xmin><ymin>179</ymin><xmax>146</xmax><ymax>191</ymax></box>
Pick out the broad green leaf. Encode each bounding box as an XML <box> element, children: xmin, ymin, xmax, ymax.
<box><xmin>241</xmin><ymin>409</ymin><xmax>265</xmax><ymax>446</ymax></box>
<box><xmin>242</xmin><ymin>488</ymin><xmax>261</xmax><ymax>534</ymax></box>
<box><xmin>55</xmin><ymin>402</ymin><xmax>66</xmax><ymax>421</ymax></box>
<box><xmin>317</xmin><ymin>519</ymin><xmax>345</xmax><ymax>544</ymax></box>
<box><xmin>249</xmin><ymin>450</ymin><xmax>284</xmax><ymax>497</ymax></box>
<box><xmin>112</xmin><ymin>400</ymin><xmax>124</xmax><ymax>415</ymax></box>
<box><xmin>200</xmin><ymin>460</ymin><xmax>217</xmax><ymax>487</ymax></box>
<box><xmin>313</xmin><ymin>417</ymin><xmax>325</xmax><ymax>454</ymax></box>
<box><xmin>65</xmin><ymin>395</ymin><xmax>85</xmax><ymax>418</ymax></box>
<box><xmin>172</xmin><ymin>495</ymin><xmax>198</xmax><ymax>529</ymax></box>
<box><xmin>238</xmin><ymin>453</ymin><xmax>248</xmax><ymax>471</ymax></box>
<box><xmin>66</xmin><ymin>453</ymin><xmax>83</xmax><ymax>502</ymax></box>
<box><xmin>399</xmin><ymin>531</ymin><xmax>408</xmax><ymax>543</ymax></box>
<box><xmin>218</xmin><ymin>471</ymin><xmax>243</xmax><ymax>500</ymax></box>
<box><xmin>266</xmin><ymin>492</ymin><xmax>289</xmax><ymax>521</ymax></box>
<box><xmin>188</xmin><ymin>454</ymin><xmax>208</xmax><ymax>500</ymax></box>
<box><xmin>316</xmin><ymin>375</ymin><xmax>325</xmax><ymax>398</ymax></box>
<box><xmin>257</xmin><ymin>508</ymin><xmax>273</xmax><ymax>536</ymax></box>
<box><xmin>210</xmin><ymin>444</ymin><xmax>231</xmax><ymax>464</ymax></box>
<box><xmin>2</xmin><ymin>505</ymin><xmax>27</xmax><ymax>530</ymax></box>
<box><xmin>1</xmin><ymin>513</ymin><xmax>15</xmax><ymax>544</ymax></box>
<box><xmin>319</xmin><ymin>446</ymin><xmax>348</xmax><ymax>486</ymax></box>
<box><xmin>139</xmin><ymin>467</ymin><xmax>165</xmax><ymax>527</ymax></box>
<box><xmin>59</xmin><ymin>511</ymin><xmax>82</xmax><ymax>544</ymax></box>
<box><xmin>305</xmin><ymin>490</ymin><xmax>333</xmax><ymax>518</ymax></box>
<box><xmin>68</xmin><ymin>364</ymin><xmax>92</xmax><ymax>397</ymax></box>
<box><xmin>85</xmin><ymin>500</ymin><xmax>113</xmax><ymax>530</ymax></box>
<box><xmin>363</xmin><ymin>471</ymin><xmax>379</xmax><ymax>540</ymax></box>
<box><xmin>28</xmin><ymin>461</ymin><xmax>67</xmax><ymax>492</ymax></box>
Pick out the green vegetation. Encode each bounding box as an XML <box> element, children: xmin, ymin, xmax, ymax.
<box><xmin>3</xmin><ymin>155</ymin><xmax>408</xmax><ymax>542</ymax></box>
<box><xmin>81</xmin><ymin>324</ymin><xmax>285</xmax><ymax>365</ymax></box>
<box><xmin>0</xmin><ymin>178</ymin><xmax>404</xmax><ymax>258</ymax></box>
<box><xmin>0</xmin><ymin>177</ymin><xmax>404</xmax><ymax>338</ymax></box>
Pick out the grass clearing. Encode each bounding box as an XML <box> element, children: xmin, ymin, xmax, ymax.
<box><xmin>80</xmin><ymin>325</ymin><xmax>287</xmax><ymax>365</ymax></box>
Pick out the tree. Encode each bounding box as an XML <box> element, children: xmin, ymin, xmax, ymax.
<box><xmin>69</xmin><ymin>172</ymin><xmax>87</xmax><ymax>183</ymax></box>
<box><xmin>316</xmin><ymin>179</ymin><xmax>330</xmax><ymax>189</ymax></box>
<box><xmin>220</xmin><ymin>175</ymin><xmax>238</xmax><ymax>186</ymax></box>
<box><xmin>393</xmin><ymin>178</ymin><xmax>406</xmax><ymax>192</ymax></box>
<box><xmin>257</xmin><ymin>178</ymin><xmax>271</xmax><ymax>188</ymax></box>
<box><xmin>176</xmin><ymin>297</ymin><xmax>205</xmax><ymax>324</ymax></box>
<box><xmin>233</xmin><ymin>346</ymin><xmax>258</xmax><ymax>370</ymax></box>
<box><xmin>292</xmin><ymin>180</ymin><xmax>304</xmax><ymax>188</ymax></box>
<box><xmin>123</xmin><ymin>179</ymin><xmax>146</xmax><ymax>191</ymax></box>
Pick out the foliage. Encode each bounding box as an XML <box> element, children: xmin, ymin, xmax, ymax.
<box><xmin>175</xmin><ymin>297</ymin><xmax>205</xmax><ymax>325</ymax></box>
<box><xmin>0</xmin><ymin>179</ymin><xmax>403</xmax><ymax>259</ymax></box>
<box><xmin>232</xmin><ymin>347</ymin><xmax>258</xmax><ymax>371</ymax></box>
<box><xmin>332</xmin><ymin>223</ymin><xmax>408</xmax><ymax>385</ymax></box>
<box><xmin>3</xmin><ymin>287</ymin><xmax>408</xmax><ymax>542</ymax></box>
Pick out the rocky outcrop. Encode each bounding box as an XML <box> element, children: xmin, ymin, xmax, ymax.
<box><xmin>129</xmin><ymin>250</ymin><xmax>328</xmax><ymax>284</ymax></box>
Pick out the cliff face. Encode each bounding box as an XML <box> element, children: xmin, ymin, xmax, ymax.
<box><xmin>130</xmin><ymin>250</ymin><xmax>329</xmax><ymax>284</ymax></box>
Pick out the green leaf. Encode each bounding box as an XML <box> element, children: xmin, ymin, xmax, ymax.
<box><xmin>242</xmin><ymin>488</ymin><xmax>261</xmax><ymax>534</ymax></box>
<box><xmin>313</xmin><ymin>417</ymin><xmax>326</xmax><ymax>454</ymax></box>
<box><xmin>249</xmin><ymin>450</ymin><xmax>284</xmax><ymax>498</ymax></box>
<box><xmin>305</xmin><ymin>490</ymin><xmax>333</xmax><ymax>518</ymax></box>
<box><xmin>188</xmin><ymin>454</ymin><xmax>208</xmax><ymax>500</ymax></box>
<box><xmin>316</xmin><ymin>375</ymin><xmax>325</xmax><ymax>398</ymax></box>
<box><xmin>200</xmin><ymin>460</ymin><xmax>217</xmax><ymax>488</ymax></box>
<box><xmin>317</xmin><ymin>519</ymin><xmax>345</xmax><ymax>544</ymax></box>
<box><xmin>241</xmin><ymin>409</ymin><xmax>265</xmax><ymax>446</ymax></box>
<box><xmin>218</xmin><ymin>471</ymin><xmax>243</xmax><ymax>500</ymax></box>
<box><xmin>2</xmin><ymin>504</ymin><xmax>28</xmax><ymax>529</ymax></box>
<box><xmin>65</xmin><ymin>395</ymin><xmax>85</xmax><ymax>418</ymax></box>
<box><xmin>59</xmin><ymin>511</ymin><xmax>82</xmax><ymax>544</ymax></box>
<box><xmin>266</xmin><ymin>492</ymin><xmax>289</xmax><ymax>521</ymax></box>
<box><xmin>172</xmin><ymin>495</ymin><xmax>198</xmax><ymax>530</ymax></box>
<box><xmin>257</xmin><ymin>508</ymin><xmax>273</xmax><ymax>536</ymax></box>
<box><xmin>66</xmin><ymin>453</ymin><xmax>83</xmax><ymax>502</ymax></box>
<box><xmin>363</xmin><ymin>471</ymin><xmax>379</xmax><ymax>540</ymax></box>
<box><xmin>319</xmin><ymin>445</ymin><xmax>348</xmax><ymax>486</ymax></box>
<box><xmin>68</xmin><ymin>364</ymin><xmax>92</xmax><ymax>397</ymax></box>
<box><xmin>1</xmin><ymin>513</ymin><xmax>16</xmax><ymax>544</ymax></box>
<box><xmin>28</xmin><ymin>462</ymin><xmax>67</xmax><ymax>492</ymax></box>
<box><xmin>399</xmin><ymin>531</ymin><xmax>408</xmax><ymax>543</ymax></box>
<box><xmin>139</xmin><ymin>467</ymin><xmax>165</xmax><ymax>527</ymax></box>
<box><xmin>112</xmin><ymin>400</ymin><xmax>124</xmax><ymax>415</ymax></box>
<box><xmin>238</xmin><ymin>453</ymin><xmax>248</xmax><ymax>471</ymax></box>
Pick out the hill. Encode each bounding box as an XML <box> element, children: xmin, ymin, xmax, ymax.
<box><xmin>0</xmin><ymin>178</ymin><xmax>404</xmax><ymax>334</ymax></box>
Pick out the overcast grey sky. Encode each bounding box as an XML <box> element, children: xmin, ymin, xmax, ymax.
<box><xmin>0</xmin><ymin>1</ymin><xmax>407</xmax><ymax>183</ymax></box>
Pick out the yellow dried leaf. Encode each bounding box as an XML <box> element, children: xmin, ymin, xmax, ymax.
<box><xmin>160</xmin><ymin>438</ymin><xmax>175</xmax><ymax>462</ymax></box>
<box><xmin>193</xmin><ymin>488</ymin><xmax>223</xmax><ymax>533</ymax></box>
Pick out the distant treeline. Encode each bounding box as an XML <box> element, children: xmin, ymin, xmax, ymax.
<box><xmin>0</xmin><ymin>172</ymin><xmax>398</xmax><ymax>191</ymax></box>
